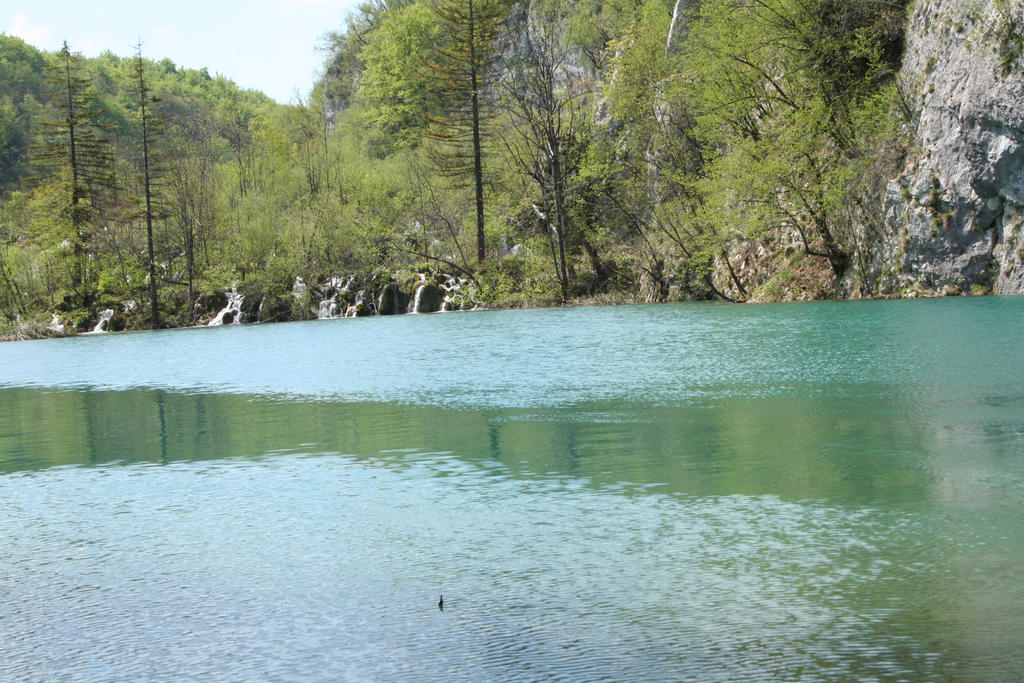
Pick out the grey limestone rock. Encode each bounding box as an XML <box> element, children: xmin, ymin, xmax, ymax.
<box><xmin>412</xmin><ymin>282</ymin><xmax>445</xmax><ymax>314</ymax></box>
<box><xmin>378</xmin><ymin>282</ymin><xmax>410</xmax><ymax>316</ymax></box>
<box><xmin>881</xmin><ymin>0</ymin><xmax>1024</xmax><ymax>294</ymax></box>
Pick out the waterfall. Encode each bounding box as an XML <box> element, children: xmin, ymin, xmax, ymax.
<box><xmin>410</xmin><ymin>273</ymin><xmax>478</xmax><ymax>314</ymax></box>
<box><xmin>318</xmin><ymin>296</ymin><xmax>339</xmax><ymax>319</ymax></box>
<box><xmin>411</xmin><ymin>284</ymin><xmax>424</xmax><ymax>314</ymax></box>
<box><xmin>410</xmin><ymin>274</ymin><xmax>427</xmax><ymax>314</ymax></box>
<box><xmin>377</xmin><ymin>280</ymin><xmax>404</xmax><ymax>315</ymax></box>
<box><xmin>441</xmin><ymin>275</ymin><xmax>456</xmax><ymax>312</ymax></box>
<box><xmin>298</xmin><ymin>274</ymin><xmax>346</xmax><ymax>319</ymax></box>
<box><xmin>92</xmin><ymin>309</ymin><xmax>114</xmax><ymax>334</ymax></box>
<box><xmin>441</xmin><ymin>275</ymin><xmax>474</xmax><ymax>312</ymax></box>
<box><xmin>208</xmin><ymin>288</ymin><xmax>244</xmax><ymax>326</ymax></box>
<box><xmin>49</xmin><ymin>314</ymin><xmax>65</xmax><ymax>333</ymax></box>
<box><xmin>500</xmin><ymin>237</ymin><xmax>522</xmax><ymax>256</ymax></box>
<box><xmin>314</xmin><ymin>275</ymin><xmax>353</xmax><ymax>320</ymax></box>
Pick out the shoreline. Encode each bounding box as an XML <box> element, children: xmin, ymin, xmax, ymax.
<box><xmin>1</xmin><ymin>287</ymin><xmax>1007</xmax><ymax>343</ymax></box>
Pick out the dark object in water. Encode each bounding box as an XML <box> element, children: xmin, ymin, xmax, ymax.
<box><xmin>438</xmin><ymin>594</ymin><xmax>444</xmax><ymax>611</ymax></box>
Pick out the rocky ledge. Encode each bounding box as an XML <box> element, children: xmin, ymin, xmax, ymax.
<box><xmin>875</xmin><ymin>0</ymin><xmax>1024</xmax><ymax>295</ymax></box>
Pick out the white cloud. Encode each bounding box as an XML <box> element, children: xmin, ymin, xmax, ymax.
<box><xmin>75</xmin><ymin>35</ymin><xmax>112</xmax><ymax>55</ymax></box>
<box><xmin>7</xmin><ymin>12</ymin><xmax>52</xmax><ymax>46</ymax></box>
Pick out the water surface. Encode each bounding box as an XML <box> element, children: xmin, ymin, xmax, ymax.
<box><xmin>2</xmin><ymin>298</ymin><xmax>1023</xmax><ymax>680</ymax></box>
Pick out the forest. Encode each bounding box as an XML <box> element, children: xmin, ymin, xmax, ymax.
<box><xmin>0</xmin><ymin>0</ymin><xmax>914</xmax><ymax>336</ymax></box>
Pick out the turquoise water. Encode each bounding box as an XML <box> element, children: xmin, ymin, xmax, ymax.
<box><xmin>1</xmin><ymin>297</ymin><xmax>1023</xmax><ymax>680</ymax></box>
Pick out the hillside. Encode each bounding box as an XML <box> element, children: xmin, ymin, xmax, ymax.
<box><xmin>1</xmin><ymin>0</ymin><xmax>1022</xmax><ymax>337</ymax></box>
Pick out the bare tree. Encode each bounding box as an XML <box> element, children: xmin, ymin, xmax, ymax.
<box><xmin>132</xmin><ymin>42</ymin><xmax>163</xmax><ymax>326</ymax></box>
<box><xmin>500</xmin><ymin>4</ymin><xmax>591</xmax><ymax>299</ymax></box>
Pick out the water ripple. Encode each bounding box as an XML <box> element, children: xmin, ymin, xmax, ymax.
<box><xmin>0</xmin><ymin>452</ymin><xmax>991</xmax><ymax>681</ymax></box>
<box><xmin>2</xmin><ymin>298</ymin><xmax>1023</xmax><ymax>679</ymax></box>
<box><xmin>2</xmin><ymin>298</ymin><xmax>1022</xmax><ymax>410</ymax></box>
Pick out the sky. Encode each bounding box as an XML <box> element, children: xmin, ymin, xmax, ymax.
<box><xmin>1</xmin><ymin>0</ymin><xmax>362</xmax><ymax>103</ymax></box>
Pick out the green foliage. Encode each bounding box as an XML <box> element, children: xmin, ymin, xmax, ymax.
<box><xmin>475</xmin><ymin>248</ymin><xmax>562</xmax><ymax>307</ymax></box>
<box><xmin>0</xmin><ymin>0</ymin><xmax>923</xmax><ymax>330</ymax></box>
<box><xmin>676</xmin><ymin>0</ymin><xmax>909</xmax><ymax>285</ymax></box>
<box><xmin>604</xmin><ymin>1</ymin><xmax>674</xmax><ymax>150</ymax></box>
<box><xmin>358</xmin><ymin>4</ymin><xmax>443</xmax><ymax>148</ymax></box>
<box><xmin>992</xmin><ymin>0</ymin><xmax>1023</xmax><ymax>75</ymax></box>
<box><xmin>36</xmin><ymin>43</ymin><xmax>116</xmax><ymax>227</ymax></box>
<box><xmin>0</xmin><ymin>35</ymin><xmax>48</xmax><ymax>197</ymax></box>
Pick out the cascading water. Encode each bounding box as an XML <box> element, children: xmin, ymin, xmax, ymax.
<box><xmin>316</xmin><ymin>276</ymin><xmax>352</xmax><ymax>320</ymax></box>
<box><xmin>441</xmin><ymin>275</ymin><xmax>481</xmax><ymax>312</ymax></box>
<box><xmin>318</xmin><ymin>297</ymin><xmax>339</xmax><ymax>320</ymax></box>
<box><xmin>410</xmin><ymin>273</ymin><xmax>480</xmax><ymax>314</ymax></box>
<box><xmin>410</xmin><ymin>275</ymin><xmax>427</xmax><ymax>314</ymax></box>
<box><xmin>91</xmin><ymin>309</ymin><xmax>114</xmax><ymax>334</ymax></box>
<box><xmin>441</xmin><ymin>275</ymin><xmax>468</xmax><ymax>312</ymax></box>
<box><xmin>377</xmin><ymin>281</ymin><xmax>404</xmax><ymax>315</ymax></box>
<box><xmin>291</xmin><ymin>277</ymin><xmax>307</xmax><ymax>300</ymax></box>
<box><xmin>208</xmin><ymin>288</ymin><xmax>243</xmax><ymax>326</ymax></box>
<box><xmin>343</xmin><ymin>290</ymin><xmax>370</xmax><ymax>318</ymax></box>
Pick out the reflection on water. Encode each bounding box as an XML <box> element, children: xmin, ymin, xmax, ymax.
<box><xmin>0</xmin><ymin>453</ymin><xmax>964</xmax><ymax>681</ymax></box>
<box><xmin>1</xmin><ymin>297</ymin><xmax>1024</xmax><ymax>680</ymax></box>
<box><xmin>3</xmin><ymin>385</ymin><xmax>1020</xmax><ymax>507</ymax></box>
<box><xmin>0</xmin><ymin>389</ymin><xmax>978</xmax><ymax>496</ymax></box>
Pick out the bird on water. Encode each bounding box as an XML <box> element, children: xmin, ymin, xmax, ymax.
<box><xmin>438</xmin><ymin>594</ymin><xmax>444</xmax><ymax>611</ymax></box>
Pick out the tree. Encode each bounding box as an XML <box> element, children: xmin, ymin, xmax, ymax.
<box><xmin>33</xmin><ymin>41</ymin><xmax>115</xmax><ymax>304</ymax></box>
<box><xmin>501</xmin><ymin>1</ymin><xmax>592</xmax><ymax>299</ymax></box>
<box><xmin>667</xmin><ymin>0</ymin><xmax>908</xmax><ymax>291</ymax></box>
<box><xmin>358</xmin><ymin>3</ymin><xmax>443</xmax><ymax>149</ymax></box>
<box><xmin>131</xmin><ymin>42</ymin><xmax>163</xmax><ymax>326</ymax></box>
<box><xmin>318</xmin><ymin>1</ymin><xmax>415</xmax><ymax>113</ymax></box>
<box><xmin>423</xmin><ymin>0</ymin><xmax>514</xmax><ymax>264</ymax></box>
<box><xmin>285</xmin><ymin>90</ymin><xmax>335</xmax><ymax>196</ymax></box>
<box><xmin>217</xmin><ymin>93</ymin><xmax>258</xmax><ymax>198</ymax></box>
<box><xmin>164</xmin><ymin>99</ymin><xmax>216</xmax><ymax>322</ymax></box>
<box><xmin>595</xmin><ymin>1</ymin><xmax>723</xmax><ymax>300</ymax></box>
<box><xmin>0</xmin><ymin>36</ymin><xmax>49</xmax><ymax>197</ymax></box>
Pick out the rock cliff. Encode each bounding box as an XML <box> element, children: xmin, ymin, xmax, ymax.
<box><xmin>877</xmin><ymin>0</ymin><xmax>1024</xmax><ymax>295</ymax></box>
<box><xmin>667</xmin><ymin>0</ymin><xmax>700</xmax><ymax>52</ymax></box>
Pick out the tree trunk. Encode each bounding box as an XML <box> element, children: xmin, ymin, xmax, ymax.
<box><xmin>468</xmin><ymin>0</ymin><xmax>486</xmax><ymax>264</ymax></box>
<box><xmin>186</xmin><ymin>220</ymin><xmax>195</xmax><ymax>323</ymax></box>
<box><xmin>550</xmin><ymin>137</ymin><xmax>570</xmax><ymax>300</ymax></box>
<box><xmin>137</xmin><ymin>52</ymin><xmax>160</xmax><ymax>327</ymax></box>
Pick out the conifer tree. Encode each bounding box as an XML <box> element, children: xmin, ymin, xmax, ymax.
<box><xmin>423</xmin><ymin>0</ymin><xmax>514</xmax><ymax>264</ymax></box>
<box><xmin>132</xmin><ymin>41</ymin><xmax>163</xmax><ymax>327</ymax></box>
<box><xmin>33</xmin><ymin>41</ymin><xmax>114</xmax><ymax>303</ymax></box>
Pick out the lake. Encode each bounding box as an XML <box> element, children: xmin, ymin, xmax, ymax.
<box><xmin>1</xmin><ymin>297</ymin><xmax>1023</xmax><ymax>680</ymax></box>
